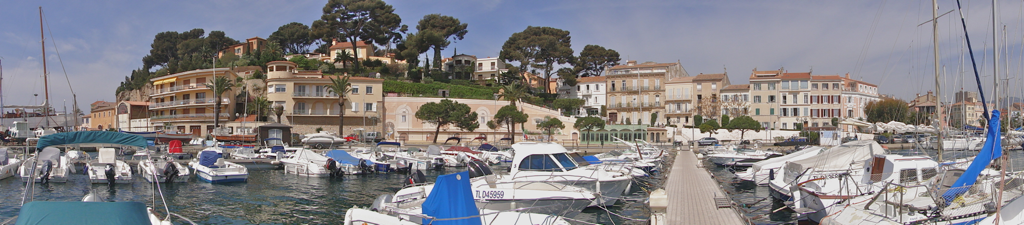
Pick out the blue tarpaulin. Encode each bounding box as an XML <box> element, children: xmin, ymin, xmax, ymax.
<box><xmin>943</xmin><ymin>110</ymin><xmax>1003</xmax><ymax>205</ymax></box>
<box><xmin>325</xmin><ymin>150</ymin><xmax>372</xmax><ymax>166</ymax></box>
<box><xmin>15</xmin><ymin>201</ymin><xmax>151</xmax><ymax>225</ymax></box>
<box><xmin>198</xmin><ymin>150</ymin><xmax>222</xmax><ymax>168</ymax></box>
<box><xmin>377</xmin><ymin>141</ymin><xmax>401</xmax><ymax>147</ymax></box>
<box><xmin>582</xmin><ymin>155</ymin><xmax>603</xmax><ymax>164</ymax></box>
<box><xmin>963</xmin><ymin>125</ymin><xmax>984</xmax><ymax>131</ymax></box>
<box><xmin>421</xmin><ymin>171</ymin><xmax>480</xmax><ymax>225</ymax></box>
<box><xmin>271</xmin><ymin>146</ymin><xmax>285</xmax><ymax>153</ymax></box>
<box><xmin>477</xmin><ymin>144</ymin><xmax>499</xmax><ymax>152</ymax></box>
<box><xmin>36</xmin><ymin>131</ymin><xmax>147</xmax><ymax>149</ymax></box>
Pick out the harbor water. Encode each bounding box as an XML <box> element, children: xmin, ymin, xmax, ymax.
<box><xmin>706</xmin><ymin>147</ymin><xmax>1024</xmax><ymax>224</ymax></box>
<box><xmin>0</xmin><ymin>162</ymin><xmax>656</xmax><ymax>224</ymax></box>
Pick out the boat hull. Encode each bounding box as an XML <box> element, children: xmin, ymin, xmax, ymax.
<box><xmin>196</xmin><ymin>170</ymin><xmax>248</xmax><ymax>183</ymax></box>
<box><xmin>476</xmin><ymin>198</ymin><xmax>592</xmax><ymax>218</ymax></box>
<box><xmin>0</xmin><ymin>160</ymin><xmax>23</xmax><ymax>180</ymax></box>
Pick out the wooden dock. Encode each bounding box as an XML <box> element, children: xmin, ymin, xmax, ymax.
<box><xmin>664</xmin><ymin>147</ymin><xmax>747</xmax><ymax>225</ymax></box>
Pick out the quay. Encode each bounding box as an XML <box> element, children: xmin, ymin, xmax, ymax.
<box><xmin>664</xmin><ymin>146</ymin><xmax>747</xmax><ymax>225</ymax></box>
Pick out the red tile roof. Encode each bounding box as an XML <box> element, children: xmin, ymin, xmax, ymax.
<box><xmin>780</xmin><ymin>72</ymin><xmax>811</xmax><ymax>80</ymax></box>
<box><xmin>606</xmin><ymin>62</ymin><xmax>677</xmax><ymax>70</ymax></box>
<box><xmin>693</xmin><ymin>73</ymin><xmax>727</xmax><ymax>81</ymax></box>
<box><xmin>667</xmin><ymin>76</ymin><xmax>694</xmax><ymax>83</ymax></box>
<box><xmin>811</xmin><ymin>75</ymin><xmax>843</xmax><ymax>81</ymax></box>
<box><xmin>329</xmin><ymin>41</ymin><xmax>371</xmax><ymax>50</ymax></box>
<box><xmin>722</xmin><ymin>84</ymin><xmax>750</xmax><ymax>90</ymax></box>
<box><xmin>578</xmin><ymin>76</ymin><xmax>605</xmax><ymax>83</ymax></box>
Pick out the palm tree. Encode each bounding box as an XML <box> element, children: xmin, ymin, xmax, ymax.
<box><xmin>273</xmin><ymin>105</ymin><xmax>285</xmax><ymax>123</ymax></box>
<box><xmin>248</xmin><ymin>96</ymin><xmax>271</xmax><ymax>121</ymax></box>
<box><xmin>334</xmin><ymin>51</ymin><xmax>354</xmax><ymax>69</ymax></box>
<box><xmin>325</xmin><ymin>75</ymin><xmax>352</xmax><ymax>135</ymax></box>
<box><xmin>207</xmin><ymin>75</ymin><xmax>234</xmax><ymax>133</ymax></box>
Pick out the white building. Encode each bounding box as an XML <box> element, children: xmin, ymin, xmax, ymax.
<box><xmin>574</xmin><ymin>76</ymin><xmax>606</xmax><ymax>117</ymax></box>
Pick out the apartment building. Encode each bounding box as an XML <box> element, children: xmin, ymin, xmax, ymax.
<box><xmin>748</xmin><ymin>68</ymin><xmax>784</xmax><ymax>129</ymax></box>
<box><xmin>473</xmin><ymin>57</ymin><xmax>507</xmax><ymax>81</ymax></box>
<box><xmin>720</xmin><ymin>84</ymin><xmax>751</xmax><ymax>118</ymax></box>
<box><xmin>664</xmin><ymin>76</ymin><xmax>694</xmax><ymax>126</ymax></box>
<box><xmin>692</xmin><ymin>73</ymin><xmax>731</xmax><ymax>122</ymax></box>
<box><xmin>265</xmin><ymin>61</ymin><xmax>384</xmax><ymax>135</ymax></box>
<box><xmin>116</xmin><ymin>101</ymin><xmax>152</xmax><ymax>132</ymax></box>
<box><xmin>605</xmin><ymin>60</ymin><xmax>688</xmax><ymax>126</ymax></box>
<box><xmin>808</xmin><ymin>75</ymin><xmax>843</xmax><ymax>128</ymax></box>
<box><xmin>329</xmin><ymin>40</ymin><xmax>374</xmax><ymax>67</ymax></box>
<box><xmin>85</xmin><ymin>101</ymin><xmax>116</xmax><ymax>131</ymax></box>
<box><xmin>575</xmin><ymin>76</ymin><xmax>606</xmax><ymax>117</ymax></box>
<box><xmin>948</xmin><ymin>101</ymin><xmax>987</xmax><ymax>127</ymax></box>
<box><xmin>442</xmin><ymin>54</ymin><xmax>477</xmax><ymax>80</ymax></box>
<box><xmin>909</xmin><ymin>91</ymin><xmax>938</xmax><ymax>114</ymax></box>
<box><xmin>149</xmin><ymin>68</ymin><xmax>247</xmax><ymax>137</ymax></box>
<box><xmin>218</xmin><ymin>37</ymin><xmax>267</xmax><ymax>58</ymax></box>
<box><xmin>840</xmin><ymin>74</ymin><xmax>879</xmax><ymax>126</ymax></box>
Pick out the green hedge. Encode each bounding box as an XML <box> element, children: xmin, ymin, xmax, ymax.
<box><xmin>384</xmin><ymin>80</ymin><xmax>499</xmax><ymax>100</ymax></box>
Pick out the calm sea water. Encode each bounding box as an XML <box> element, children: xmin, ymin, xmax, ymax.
<box><xmin>706</xmin><ymin>148</ymin><xmax>1024</xmax><ymax>225</ymax></box>
<box><xmin>0</xmin><ymin>162</ymin><xmax>655</xmax><ymax>224</ymax></box>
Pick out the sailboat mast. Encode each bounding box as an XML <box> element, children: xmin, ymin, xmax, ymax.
<box><xmin>932</xmin><ymin>0</ymin><xmax>945</xmax><ymax>162</ymax></box>
<box><xmin>39</xmin><ymin>7</ymin><xmax>50</xmax><ymax>128</ymax></box>
<box><xmin>993</xmin><ymin>0</ymin><xmax>1000</xmax><ymax>112</ymax></box>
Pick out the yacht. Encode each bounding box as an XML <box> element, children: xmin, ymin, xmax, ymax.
<box><xmin>508</xmin><ymin>142</ymin><xmax>633</xmax><ymax>207</ymax></box>
<box><xmin>768</xmin><ymin>140</ymin><xmax>884</xmax><ymax>202</ymax></box>
<box><xmin>301</xmin><ymin>131</ymin><xmax>348</xmax><ymax>148</ymax></box>
<box><xmin>390</xmin><ymin>162</ymin><xmax>596</xmax><ymax>217</ymax></box>
<box><xmin>0</xmin><ymin>147</ymin><xmax>23</xmax><ymax>180</ymax></box>
<box><xmin>86</xmin><ymin>148</ymin><xmax>133</xmax><ymax>184</ymax></box>
<box><xmin>138</xmin><ymin>156</ymin><xmax>190</xmax><ymax>183</ymax></box>
<box><xmin>348</xmin><ymin>170</ymin><xmax>571</xmax><ymax>225</ymax></box>
<box><xmin>19</xmin><ymin>147</ymin><xmax>72</xmax><ymax>183</ymax></box>
<box><xmin>734</xmin><ymin>146</ymin><xmax>824</xmax><ymax>185</ymax></box>
<box><xmin>228</xmin><ymin>145</ymin><xmax>259</xmax><ymax>160</ymax></box>
<box><xmin>190</xmin><ymin>148</ymin><xmax>248</xmax><ymax>183</ymax></box>
<box><xmin>706</xmin><ymin>147</ymin><xmax>782</xmax><ymax>167</ymax></box>
<box><xmin>377</xmin><ymin>141</ymin><xmax>433</xmax><ymax>172</ymax></box>
<box><xmin>325</xmin><ymin>149</ymin><xmax>373</xmax><ymax>175</ymax></box>
<box><xmin>280</xmin><ymin>149</ymin><xmax>331</xmax><ymax>177</ymax></box>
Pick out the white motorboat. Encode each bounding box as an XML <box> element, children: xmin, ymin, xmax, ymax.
<box><xmin>229</xmin><ymin>146</ymin><xmax>258</xmax><ymax>160</ymax></box>
<box><xmin>0</xmin><ymin>147</ymin><xmax>23</xmax><ymax>180</ymax></box>
<box><xmin>19</xmin><ymin>147</ymin><xmax>72</xmax><ymax>183</ymax></box>
<box><xmin>138</xmin><ymin>156</ymin><xmax>190</xmax><ymax>183</ymax></box>
<box><xmin>256</xmin><ymin>138</ymin><xmax>302</xmax><ymax>159</ymax></box>
<box><xmin>734</xmin><ymin>146</ymin><xmax>824</xmax><ymax>185</ymax></box>
<box><xmin>706</xmin><ymin>147</ymin><xmax>782</xmax><ymax>167</ymax></box>
<box><xmin>939</xmin><ymin>135</ymin><xmax>985</xmax><ymax>151</ymax></box>
<box><xmin>352</xmin><ymin>170</ymin><xmax>571</xmax><ymax>225</ymax></box>
<box><xmin>508</xmin><ymin>142</ymin><xmax>633</xmax><ymax>207</ymax></box>
<box><xmin>87</xmin><ymin>148</ymin><xmax>133</xmax><ymax>184</ymax></box>
<box><xmin>190</xmin><ymin>148</ymin><xmax>248</xmax><ymax>183</ymax></box>
<box><xmin>301</xmin><ymin>131</ymin><xmax>348</xmax><ymax>148</ymax></box>
<box><xmin>325</xmin><ymin>149</ymin><xmax>373</xmax><ymax>175</ymax></box>
<box><xmin>377</xmin><ymin>141</ymin><xmax>433</xmax><ymax>172</ymax></box>
<box><xmin>390</xmin><ymin>162</ymin><xmax>596</xmax><ymax>218</ymax></box>
<box><xmin>280</xmin><ymin>149</ymin><xmax>331</xmax><ymax>177</ymax></box>
<box><xmin>768</xmin><ymin>140</ymin><xmax>884</xmax><ymax>202</ymax></box>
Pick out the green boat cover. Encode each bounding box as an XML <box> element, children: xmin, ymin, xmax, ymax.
<box><xmin>15</xmin><ymin>201</ymin><xmax>151</xmax><ymax>225</ymax></box>
<box><xmin>36</xmin><ymin>131</ymin><xmax>147</xmax><ymax>149</ymax></box>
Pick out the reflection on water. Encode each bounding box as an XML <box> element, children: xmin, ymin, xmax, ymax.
<box><xmin>0</xmin><ymin>163</ymin><xmax>655</xmax><ymax>224</ymax></box>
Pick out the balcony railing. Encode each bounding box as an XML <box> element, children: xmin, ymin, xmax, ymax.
<box><xmin>155</xmin><ymin>84</ymin><xmax>209</xmax><ymax>94</ymax></box>
<box><xmin>293</xmin><ymin>92</ymin><xmax>339</xmax><ymax>98</ymax></box>
<box><xmin>151</xmin><ymin>113</ymin><xmax>230</xmax><ymax>120</ymax></box>
<box><xmin>289</xmin><ymin>109</ymin><xmax>341</xmax><ymax>116</ymax></box>
<box><xmin>149</xmin><ymin>98</ymin><xmax>224</xmax><ymax>109</ymax></box>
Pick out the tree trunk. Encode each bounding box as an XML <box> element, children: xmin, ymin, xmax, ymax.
<box><xmin>740</xmin><ymin>130</ymin><xmax>745</xmax><ymax>142</ymax></box>
<box><xmin>509</xmin><ymin>120</ymin><xmax>516</xmax><ymax>143</ymax></box>
<box><xmin>433</xmin><ymin>47</ymin><xmax>442</xmax><ymax>70</ymax></box>
<box><xmin>339</xmin><ymin>101</ymin><xmax>346</xmax><ymax>135</ymax></box>
<box><xmin>349</xmin><ymin>38</ymin><xmax>360</xmax><ymax>74</ymax></box>
<box><xmin>432</xmin><ymin>122</ymin><xmax>441</xmax><ymax>144</ymax></box>
<box><xmin>214</xmin><ymin>100</ymin><xmax>221</xmax><ymax>135</ymax></box>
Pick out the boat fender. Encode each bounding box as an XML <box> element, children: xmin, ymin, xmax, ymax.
<box><xmin>105</xmin><ymin>164</ymin><xmax>116</xmax><ymax>185</ymax></box>
<box><xmin>769</xmin><ymin>169</ymin><xmax>775</xmax><ymax>181</ymax></box>
<box><xmin>370</xmin><ymin>194</ymin><xmax>393</xmax><ymax>211</ymax></box>
<box><xmin>164</xmin><ymin>162</ymin><xmax>179</xmax><ymax>183</ymax></box>
<box><xmin>40</xmin><ymin>160</ymin><xmax>53</xmax><ymax>184</ymax></box>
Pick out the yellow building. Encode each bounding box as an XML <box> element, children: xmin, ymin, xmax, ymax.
<box><xmin>265</xmin><ymin>61</ymin><xmax>384</xmax><ymax>135</ymax></box>
<box><xmin>149</xmin><ymin>68</ymin><xmax>248</xmax><ymax>137</ymax></box>
<box><xmin>605</xmin><ymin>60</ymin><xmax>688</xmax><ymax>126</ymax></box>
<box><xmin>218</xmin><ymin>37</ymin><xmax>267</xmax><ymax>58</ymax></box>
<box><xmin>85</xmin><ymin>101</ymin><xmax>116</xmax><ymax>131</ymax></box>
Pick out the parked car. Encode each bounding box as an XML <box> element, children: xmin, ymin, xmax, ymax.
<box><xmin>362</xmin><ymin>132</ymin><xmax>383</xmax><ymax>143</ymax></box>
<box><xmin>774</xmin><ymin>137</ymin><xmax>810</xmax><ymax>146</ymax></box>
<box><xmin>697</xmin><ymin>137</ymin><xmax>719</xmax><ymax>146</ymax></box>
<box><xmin>903</xmin><ymin>135</ymin><xmax>916</xmax><ymax>143</ymax></box>
<box><xmin>874</xmin><ymin>135</ymin><xmax>891</xmax><ymax>144</ymax></box>
<box><xmin>892</xmin><ymin>135</ymin><xmax>903</xmax><ymax>143</ymax></box>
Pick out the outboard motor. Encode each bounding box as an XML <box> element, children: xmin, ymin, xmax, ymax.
<box><xmin>358</xmin><ymin>159</ymin><xmax>373</xmax><ymax>174</ymax></box>
<box><xmin>432</xmin><ymin>158</ymin><xmax>445</xmax><ymax>171</ymax></box>
<box><xmin>105</xmin><ymin>164</ymin><xmax>116</xmax><ymax>186</ymax></box>
<box><xmin>39</xmin><ymin>160</ymin><xmax>53</xmax><ymax>184</ymax></box>
<box><xmin>370</xmin><ymin>194</ymin><xmax>393</xmax><ymax>212</ymax></box>
<box><xmin>325</xmin><ymin>158</ymin><xmax>342</xmax><ymax>177</ymax></box>
<box><xmin>163</xmin><ymin>162</ymin><xmax>179</xmax><ymax>184</ymax></box>
<box><xmin>406</xmin><ymin>170</ymin><xmax>427</xmax><ymax>186</ymax></box>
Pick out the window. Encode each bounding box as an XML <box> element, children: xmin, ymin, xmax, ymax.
<box><xmin>478</xmin><ymin>63</ymin><xmax>483</xmax><ymax>71</ymax></box>
<box><xmin>723</xmin><ymin>95</ymin><xmax>729</xmax><ymax>101</ymax></box>
<box><xmin>848</xmin><ymin>109</ymin><xmax>853</xmax><ymax>117</ymax></box>
<box><xmin>196</xmin><ymin>92</ymin><xmax>206</xmax><ymax>100</ymax></box>
<box><xmin>756</xmin><ymin>108</ymin><xmax>761</xmax><ymax>115</ymax></box>
<box><xmin>553</xmin><ymin>153</ymin><xmax>578</xmax><ymax>170</ymax></box>
<box><xmin>235</xmin><ymin>48</ymin><xmax>241</xmax><ymax>54</ymax></box>
<box><xmin>783</xmin><ymin>123</ymin><xmax>788</xmax><ymax>129</ymax></box>
<box><xmin>295</xmin><ymin>102</ymin><xmax>307</xmax><ymax>113</ymax></box>
<box><xmin>595</xmin><ymin>84</ymin><xmax>600</xmax><ymax>91</ymax></box>
<box><xmin>366</xmin><ymin>103</ymin><xmax>374</xmax><ymax>111</ymax></box>
<box><xmin>804</xmin><ymin>108</ymin><xmax>809</xmax><ymax>117</ymax></box>
<box><xmin>519</xmin><ymin>154</ymin><xmax>561</xmax><ymax>171</ymax></box>
<box><xmin>768</xmin><ymin>95</ymin><xmax>776</xmax><ymax>103</ymax></box>
<box><xmin>351</xmin><ymin>85</ymin><xmax>360</xmax><ymax>94</ymax></box>
<box><xmin>274</xmin><ymin>84</ymin><xmax>286</xmax><ymax>93</ymax></box>
<box><xmin>366</xmin><ymin>85</ymin><xmax>373</xmax><ymax>94</ymax></box>
<box><xmin>296</xmin><ymin>85</ymin><xmax>307</xmax><ymax>95</ymax></box>
<box><xmin>711</xmin><ymin>83</ymin><xmax>717</xmax><ymax>90</ymax></box>
<box><xmin>770</xmin><ymin>108</ymin><xmax>775</xmax><ymax>115</ymax></box>
<box><xmin>781</xmin><ymin>81</ymin><xmax>790</xmax><ymax>90</ymax></box>
<box><xmin>754</xmin><ymin>83</ymin><xmax>762</xmax><ymax>90</ymax></box>
<box><xmin>813</xmin><ymin>122</ymin><xmax>819</xmax><ymax>127</ymax></box>
<box><xmin>768</xmin><ymin>83</ymin><xmax>776</xmax><ymax>90</ymax></box>
<box><xmin>697</xmin><ymin>83</ymin><xmax>702</xmax><ymax>91</ymax></box>
<box><xmin>833</xmin><ymin>83</ymin><xmax>840</xmax><ymax>90</ymax></box>
<box><xmin>800</xmin><ymin>80</ymin><xmax>808</xmax><ymax>89</ymax></box>
<box><xmin>351</xmin><ymin>102</ymin><xmax>359</xmax><ymax>112</ymax></box>
<box><xmin>754</xmin><ymin>96</ymin><xmax>762</xmax><ymax>103</ymax></box>
<box><xmin>848</xmin><ymin>96</ymin><xmax>852</xmax><ymax>102</ymax></box>
<box><xmin>812</xmin><ymin>83</ymin><xmax>818</xmax><ymax>90</ymax></box>
<box><xmin>823</xmin><ymin>84</ymin><xmax>829</xmax><ymax>90</ymax></box>
<box><xmin>803</xmin><ymin>94</ymin><xmax>809</xmax><ymax>104</ymax></box>
<box><xmin>490</xmin><ymin>62</ymin><xmax>496</xmax><ymax>70</ymax></box>
<box><xmin>782</xmin><ymin>95</ymin><xmax>787</xmax><ymax>104</ymax></box>
<box><xmin>900</xmin><ymin>169</ymin><xmax>919</xmax><ymax>183</ymax></box>
<box><xmin>269</xmin><ymin>129</ymin><xmax>282</xmax><ymax>139</ymax></box>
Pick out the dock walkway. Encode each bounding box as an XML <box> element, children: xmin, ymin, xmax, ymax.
<box><xmin>665</xmin><ymin>148</ymin><xmax>746</xmax><ymax>225</ymax></box>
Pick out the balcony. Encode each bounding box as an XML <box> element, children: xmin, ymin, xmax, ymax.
<box><xmin>578</xmin><ymin>89</ymin><xmax>593</xmax><ymax>95</ymax></box>
<box><xmin>149</xmin><ymin>98</ymin><xmax>225</xmax><ymax>109</ymax></box>
<box><xmin>151</xmin><ymin>113</ymin><xmax>230</xmax><ymax>121</ymax></box>
<box><xmin>289</xmin><ymin>109</ymin><xmax>342</xmax><ymax>116</ymax></box>
<box><xmin>293</xmin><ymin>92</ymin><xmax>339</xmax><ymax>98</ymax></box>
<box><xmin>151</xmin><ymin>84</ymin><xmax>210</xmax><ymax>96</ymax></box>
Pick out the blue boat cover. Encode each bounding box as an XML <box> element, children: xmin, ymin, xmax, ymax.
<box><xmin>36</xmin><ymin>131</ymin><xmax>147</xmax><ymax>149</ymax></box>
<box><xmin>421</xmin><ymin>171</ymin><xmax>479</xmax><ymax>225</ymax></box>
<box><xmin>15</xmin><ymin>201</ymin><xmax>151</xmax><ymax>225</ymax></box>
<box><xmin>943</xmin><ymin>110</ymin><xmax>1003</xmax><ymax>205</ymax></box>
<box><xmin>271</xmin><ymin>146</ymin><xmax>285</xmax><ymax>153</ymax></box>
<box><xmin>477</xmin><ymin>144</ymin><xmax>499</xmax><ymax>152</ymax></box>
<box><xmin>198</xmin><ymin>150</ymin><xmax>222</xmax><ymax>167</ymax></box>
<box><xmin>582</xmin><ymin>155</ymin><xmax>603</xmax><ymax>164</ymax></box>
<box><xmin>377</xmin><ymin>141</ymin><xmax>401</xmax><ymax>146</ymax></box>
<box><xmin>325</xmin><ymin>150</ymin><xmax>371</xmax><ymax>166</ymax></box>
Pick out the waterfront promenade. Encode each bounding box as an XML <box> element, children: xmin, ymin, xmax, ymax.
<box><xmin>665</xmin><ymin>147</ymin><xmax>746</xmax><ymax>225</ymax></box>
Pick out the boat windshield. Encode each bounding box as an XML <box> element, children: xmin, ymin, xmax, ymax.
<box><xmin>518</xmin><ymin>154</ymin><xmax>563</xmax><ymax>172</ymax></box>
<box><xmin>553</xmin><ymin>153</ymin><xmax>578</xmax><ymax>170</ymax></box>
<box><xmin>568</xmin><ymin>153</ymin><xmax>590</xmax><ymax>167</ymax></box>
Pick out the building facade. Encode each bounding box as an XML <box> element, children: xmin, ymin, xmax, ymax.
<box><xmin>664</xmin><ymin>77</ymin><xmax>694</xmax><ymax>126</ymax></box>
<box><xmin>692</xmin><ymin>73</ymin><xmax>731</xmax><ymax>123</ymax></box>
<box><xmin>265</xmin><ymin>61</ymin><xmax>384</xmax><ymax>135</ymax></box>
<box><xmin>473</xmin><ymin>57</ymin><xmax>507</xmax><ymax>81</ymax></box>
<box><xmin>748</xmin><ymin>68</ymin><xmax>784</xmax><ymax>129</ymax></box>
<box><xmin>149</xmin><ymin>68</ymin><xmax>245</xmax><ymax>137</ymax></box>
<box><xmin>574</xmin><ymin>76</ymin><xmax>606</xmax><ymax>117</ymax></box>
<box><xmin>720</xmin><ymin>84</ymin><xmax>751</xmax><ymax>119</ymax></box>
<box><xmin>605</xmin><ymin>60</ymin><xmax>688</xmax><ymax>126</ymax></box>
<box><xmin>808</xmin><ymin>75</ymin><xmax>843</xmax><ymax>128</ymax></box>
<box><xmin>840</xmin><ymin>74</ymin><xmax>880</xmax><ymax>129</ymax></box>
<box><xmin>116</xmin><ymin>101</ymin><xmax>152</xmax><ymax>132</ymax></box>
<box><xmin>218</xmin><ymin>37</ymin><xmax>267</xmax><ymax>58</ymax></box>
<box><xmin>86</xmin><ymin>101</ymin><xmax>116</xmax><ymax>131</ymax></box>
<box><xmin>329</xmin><ymin>40</ymin><xmax>374</xmax><ymax>67</ymax></box>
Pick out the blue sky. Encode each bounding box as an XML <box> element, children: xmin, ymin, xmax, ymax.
<box><xmin>2</xmin><ymin>0</ymin><xmax>1023</xmax><ymax>113</ymax></box>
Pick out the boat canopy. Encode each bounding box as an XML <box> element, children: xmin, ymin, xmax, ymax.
<box><xmin>377</xmin><ymin>141</ymin><xmax>401</xmax><ymax>147</ymax></box>
<box><xmin>426</xmin><ymin>145</ymin><xmax>443</xmax><ymax>156</ymax></box>
<box><xmin>749</xmin><ymin>146</ymin><xmax>824</xmax><ymax>173</ymax></box>
<box><xmin>325</xmin><ymin>150</ymin><xmax>371</xmax><ymax>166</ymax></box>
<box><xmin>292</xmin><ymin>149</ymin><xmax>329</xmax><ymax>164</ymax></box>
<box><xmin>421</xmin><ymin>171</ymin><xmax>479</xmax><ymax>225</ymax></box>
<box><xmin>581</xmin><ymin>155</ymin><xmax>602</xmax><ymax>164</ymax></box>
<box><xmin>0</xmin><ymin>147</ymin><xmax>7</xmax><ymax>165</ymax></box>
<box><xmin>784</xmin><ymin>140</ymin><xmax>884</xmax><ymax>173</ymax></box>
<box><xmin>168</xmin><ymin>140</ymin><xmax>183</xmax><ymax>153</ymax></box>
<box><xmin>477</xmin><ymin>144</ymin><xmax>499</xmax><ymax>152</ymax></box>
<box><xmin>36</xmin><ymin>131</ymin><xmax>147</xmax><ymax>149</ymax></box>
<box><xmin>198</xmin><ymin>150</ymin><xmax>222</xmax><ymax>167</ymax></box>
<box><xmin>38</xmin><ymin>147</ymin><xmax>60</xmax><ymax>164</ymax></box>
<box><xmin>15</xmin><ymin>201</ymin><xmax>151</xmax><ymax>225</ymax></box>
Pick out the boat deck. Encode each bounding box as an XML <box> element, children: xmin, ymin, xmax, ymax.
<box><xmin>665</xmin><ymin>147</ymin><xmax>747</xmax><ymax>225</ymax></box>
